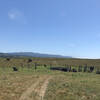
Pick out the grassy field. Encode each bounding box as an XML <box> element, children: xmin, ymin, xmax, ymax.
<box><xmin>1</xmin><ymin>57</ymin><xmax>100</xmax><ymax>68</ymax></box>
<box><xmin>0</xmin><ymin>66</ymin><xmax>100</xmax><ymax>100</ymax></box>
<box><xmin>0</xmin><ymin>57</ymin><xmax>100</xmax><ymax>100</ymax></box>
<box><xmin>45</xmin><ymin>72</ymin><xmax>100</xmax><ymax>100</ymax></box>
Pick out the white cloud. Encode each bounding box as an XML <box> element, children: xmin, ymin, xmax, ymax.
<box><xmin>8</xmin><ymin>9</ymin><xmax>23</xmax><ymax>20</ymax></box>
<box><xmin>8</xmin><ymin>9</ymin><xmax>27</xmax><ymax>24</ymax></box>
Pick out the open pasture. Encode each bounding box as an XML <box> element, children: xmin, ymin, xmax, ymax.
<box><xmin>0</xmin><ymin>57</ymin><xmax>100</xmax><ymax>100</ymax></box>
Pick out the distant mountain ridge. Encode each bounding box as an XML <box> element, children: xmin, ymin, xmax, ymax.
<box><xmin>0</xmin><ymin>52</ymin><xmax>72</xmax><ymax>58</ymax></box>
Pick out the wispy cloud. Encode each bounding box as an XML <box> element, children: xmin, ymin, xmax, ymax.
<box><xmin>8</xmin><ymin>9</ymin><xmax>27</xmax><ymax>24</ymax></box>
<box><xmin>8</xmin><ymin>9</ymin><xmax>23</xmax><ymax>20</ymax></box>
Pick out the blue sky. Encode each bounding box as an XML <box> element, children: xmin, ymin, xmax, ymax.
<box><xmin>0</xmin><ymin>0</ymin><xmax>100</xmax><ymax>58</ymax></box>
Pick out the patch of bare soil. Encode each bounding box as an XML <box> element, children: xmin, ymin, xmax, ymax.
<box><xmin>19</xmin><ymin>76</ymin><xmax>51</xmax><ymax>100</ymax></box>
<box><xmin>19</xmin><ymin>79</ymin><xmax>40</xmax><ymax>100</ymax></box>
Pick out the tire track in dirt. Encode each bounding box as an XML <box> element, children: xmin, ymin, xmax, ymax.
<box><xmin>38</xmin><ymin>77</ymin><xmax>51</xmax><ymax>100</ymax></box>
<box><xmin>19</xmin><ymin>79</ymin><xmax>40</xmax><ymax>100</ymax></box>
<box><xmin>19</xmin><ymin>76</ymin><xmax>51</xmax><ymax>100</ymax></box>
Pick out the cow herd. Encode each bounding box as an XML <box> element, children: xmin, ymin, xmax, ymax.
<box><xmin>12</xmin><ymin>63</ymin><xmax>100</xmax><ymax>74</ymax></box>
<box><xmin>50</xmin><ymin>65</ymin><xmax>100</xmax><ymax>74</ymax></box>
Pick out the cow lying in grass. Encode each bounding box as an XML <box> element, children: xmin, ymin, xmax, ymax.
<box><xmin>50</xmin><ymin>67</ymin><xmax>77</xmax><ymax>72</ymax></box>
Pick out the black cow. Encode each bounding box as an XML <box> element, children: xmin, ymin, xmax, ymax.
<box><xmin>27</xmin><ymin>59</ymin><xmax>32</xmax><ymax>63</ymax></box>
<box><xmin>12</xmin><ymin>67</ymin><xmax>18</xmax><ymax>71</ymax></box>
<box><xmin>50</xmin><ymin>67</ymin><xmax>68</xmax><ymax>72</ymax></box>
<box><xmin>44</xmin><ymin>64</ymin><xmax>47</xmax><ymax>68</ymax></box>
<box><xmin>61</xmin><ymin>68</ymin><xmax>68</xmax><ymax>72</ymax></box>
<box><xmin>72</xmin><ymin>68</ymin><xmax>77</xmax><ymax>72</ymax></box>
<box><xmin>96</xmin><ymin>70</ymin><xmax>100</xmax><ymax>74</ymax></box>
<box><xmin>89</xmin><ymin>66</ymin><xmax>94</xmax><ymax>72</ymax></box>
<box><xmin>6</xmin><ymin>58</ymin><xmax>10</xmax><ymax>61</ymax></box>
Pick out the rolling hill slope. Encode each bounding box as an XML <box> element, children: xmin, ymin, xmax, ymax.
<box><xmin>0</xmin><ymin>52</ymin><xmax>72</xmax><ymax>58</ymax></box>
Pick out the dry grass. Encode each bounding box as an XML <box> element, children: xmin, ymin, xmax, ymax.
<box><xmin>1</xmin><ymin>57</ymin><xmax>100</xmax><ymax>68</ymax></box>
<box><xmin>44</xmin><ymin>72</ymin><xmax>100</xmax><ymax>100</ymax></box>
<box><xmin>0</xmin><ymin>59</ymin><xmax>100</xmax><ymax>100</ymax></box>
<box><xmin>0</xmin><ymin>71</ymin><xmax>41</xmax><ymax>100</ymax></box>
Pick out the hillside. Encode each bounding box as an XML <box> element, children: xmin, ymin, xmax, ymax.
<box><xmin>0</xmin><ymin>52</ymin><xmax>72</xmax><ymax>58</ymax></box>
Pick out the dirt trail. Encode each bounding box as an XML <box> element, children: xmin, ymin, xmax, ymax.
<box><xmin>39</xmin><ymin>77</ymin><xmax>51</xmax><ymax>100</ymax></box>
<box><xmin>19</xmin><ymin>76</ymin><xmax>51</xmax><ymax>100</ymax></box>
<box><xmin>19</xmin><ymin>79</ymin><xmax>40</xmax><ymax>100</ymax></box>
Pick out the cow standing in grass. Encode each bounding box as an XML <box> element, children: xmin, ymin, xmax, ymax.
<box><xmin>13</xmin><ymin>66</ymin><xmax>18</xmax><ymax>71</ymax></box>
<box><xmin>72</xmin><ymin>68</ymin><xmax>77</xmax><ymax>72</ymax></box>
<box><xmin>89</xmin><ymin>66</ymin><xmax>94</xmax><ymax>72</ymax></box>
<box><xmin>44</xmin><ymin>64</ymin><xmax>47</xmax><ymax>68</ymax></box>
